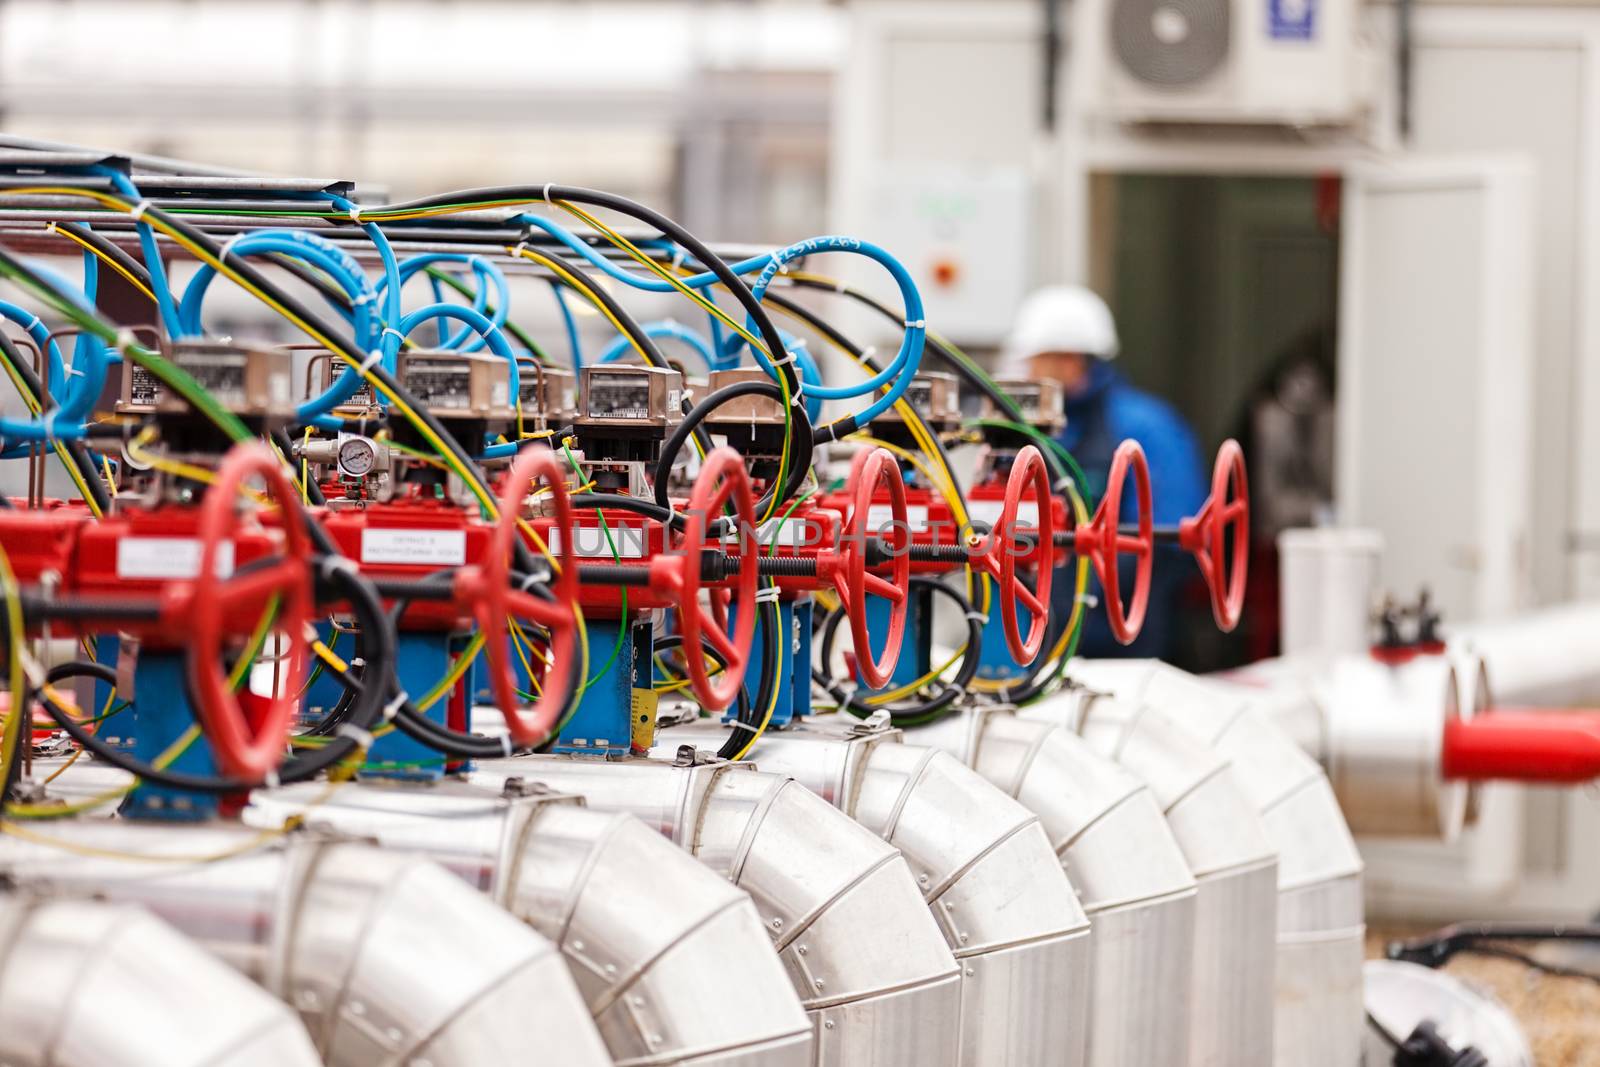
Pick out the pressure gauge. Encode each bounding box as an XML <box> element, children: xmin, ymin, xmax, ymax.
<box><xmin>337</xmin><ymin>435</ymin><xmax>378</xmax><ymax>479</ymax></box>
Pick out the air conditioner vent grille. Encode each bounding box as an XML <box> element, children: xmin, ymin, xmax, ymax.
<box><xmin>1109</xmin><ymin>0</ymin><xmax>1231</xmax><ymax>88</ymax></box>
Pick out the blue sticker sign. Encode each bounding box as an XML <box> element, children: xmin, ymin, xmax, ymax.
<box><xmin>1269</xmin><ymin>0</ymin><xmax>1317</xmax><ymax>40</ymax></box>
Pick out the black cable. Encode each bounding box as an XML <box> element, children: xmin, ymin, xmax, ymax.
<box><xmin>651</xmin><ymin>378</ymin><xmax>813</xmax><ymax>520</ymax></box>
<box><xmin>776</xmin><ymin>276</ymin><xmax>1029</xmax><ymax>426</ymax></box>
<box><xmin>5</xmin><ymin>207</ymin><xmax>523</xmax><ymax>572</ymax></box>
<box><xmin>55</xmin><ymin>220</ymin><xmax>155</xmax><ymax>292</ymax></box>
<box><xmin>386</xmin><ymin>184</ymin><xmax>817</xmax><ymax>465</ymax></box>
<box><xmin>762</xmin><ymin>287</ymin><xmax>972</xmax><ymax>501</ymax></box>
<box><xmin>34</xmin><ymin>560</ymin><xmax>391</xmax><ymax>794</ymax></box>
<box><xmin>813</xmin><ymin>576</ymin><xmax>982</xmax><ymax>727</ymax></box>
<box><xmin>385</xmin><ymin>185</ymin><xmax>799</xmax><ymax>407</ymax></box>
<box><xmin>651</xmin><ymin>632</ymin><xmax>753</xmax><ymax>746</ymax></box>
<box><xmin>725</xmin><ymin>591</ymin><xmax>782</xmax><ymax>760</ymax></box>
<box><xmin>375</xmin><ymin>580</ymin><xmax>582</xmax><ymax>759</ymax></box>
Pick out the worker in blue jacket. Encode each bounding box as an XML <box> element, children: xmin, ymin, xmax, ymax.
<box><xmin>1000</xmin><ymin>286</ymin><xmax>1207</xmax><ymax>659</ymax></box>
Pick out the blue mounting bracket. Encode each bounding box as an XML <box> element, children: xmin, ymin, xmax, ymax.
<box><xmin>364</xmin><ymin>630</ymin><xmax>472</xmax><ymax>781</ymax></box>
<box><xmin>112</xmin><ymin>644</ymin><xmax>223</xmax><ymax>822</ymax></box>
<box><xmin>553</xmin><ymin>616</ymin><xmax>647</xmax><ymax>757</ymax></box>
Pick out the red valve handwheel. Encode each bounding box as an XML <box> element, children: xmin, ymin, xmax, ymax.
<box><xmin>1178</xmin><ymin>439</ymin><xmax>1249</xmax><ymax>632</ymax></box>
<box><xmin>654</xmin><ymin>447</ymin><xmax>759</xmax><ymax>711</ymax></box>
<box><xmin>997</xmin><ymin>445</ymin><xmax>1056</xmax><ymax>664</ymax></box>
<box><xmin>837</xmin><ymin>447</ymin><xmax>910</xmax><ymax>690</ymax></box>
<box><xmin>186</xmin><ymin>443</ymin><xmax>314</xmax><ymax>781</ymax></box>
<box><xmin>461</xmin><ymin>446</ymin><xmax>578</xmax><ymax>748</ymax></box>
<box><xmin>1072</xmin><ymin>440</ymin><xmax>1153</xmax><ymax>645</ymax></box>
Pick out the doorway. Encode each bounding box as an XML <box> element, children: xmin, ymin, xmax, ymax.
<box><xmin>1088</xmin><ymin>172</ymin><xmax>1342</xmax><ymax>664</ymax></box>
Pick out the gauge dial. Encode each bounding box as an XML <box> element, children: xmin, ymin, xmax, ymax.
<box><xmin>337</xmin><ymin>436</ymin><xmax>378</xmax><ymax>478</ymax></box>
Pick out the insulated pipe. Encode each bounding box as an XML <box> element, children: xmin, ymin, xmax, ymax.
<box><xmin>469</xmin><ymin>755</ymin><xmax>965</xmax><ymax>1067</ymax></box>
<box><xmin>248</xmin><ymin>779</ymin><xmax>813</xmax><ymax>1067</ymax></box>
<box><xmin>1452</xmin><ymin>600</ymin><xmax>1600</xmax><ymax>705</ymax></box>
<box><xmin>913</xmin><ymin>706</ymin><xmax>1199</xmax><ymax>1067</ymax></box>
<box><xmin>1023</xmin><ymin>684</ymin><xmax>1279</xmax><ymax>1067</ymax></box>
<box><xmin>1065</xmin><ymin>659</ymin><xmax>1368</xmax><ymax>1067</ymax></box>
<box><xmin>0</xmin><ymin>825</ymin><xmax>608</xmax><ymax>1067</ymax></box>
<box><xmin>1227</xmin><ymin>651</ymin><xmax>1470</xmax><ymax>840</ymax></box>
<box><xmin>0</xmin><ymin>894</ymin><xmax>321</xmax><ymax>1067</ymax></box>
<box><xmin>653</xmin><ymin>715</ymin><xmax>1094</xmax><ymax>1067</ymax></box>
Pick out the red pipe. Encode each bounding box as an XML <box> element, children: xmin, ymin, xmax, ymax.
<box><xmin>1441</xmin><ymin>710</ymin><xmax>1600</xmax><ymax>783</ymax></box>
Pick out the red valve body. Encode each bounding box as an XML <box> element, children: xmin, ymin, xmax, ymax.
<box><xmin>1442</xmin><ymin>710</ymin><xmax>1600</xmax><ymax>783</ymax></box>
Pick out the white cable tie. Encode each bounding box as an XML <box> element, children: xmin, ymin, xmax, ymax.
<box><xmin>754</xmin><ymin>585</ymin><xmax>780</xmax><ymax>604</ymax></box>
<box><xmin>860</xmin><ymin>345</ymin><xmax>879</xmax><ymax>362</ymax></box>
<box><xmin>23</xmin><ymin>314</ymin><xmax>41</xmax><ymax>332</ymax></box>
<box><xmin>114</xmin><ymin>327</ymin><xmax>138</xmax><ymax>352</ymax></box>
<box><xmin>379</xmin><ymin>327</ymin><xmax>405</xmax><ymax>345</ymax></box>
<box><xmin>350</xmin><ymin>292</ymin><xmax>375</xmax><ymax>307</ymax></box>
<box><xmin>348</xmin><ymin>656</ymin><xmax>366</xmax><ymax>670</ymax></box>
<box><xmin>64</xmin><ymin>364</ymin><xmax>84</xmax><ymax>379</ymax></box>
<box><xmin>728</xmin><ymin>718</ymin><xmax>758</xmax><ymax>734</ymax></box>
<box><xmin>671</xmin><ymin>247</ymin><xmax>685</xmax><ymax>271</ymax></box>
<box><xmin>358</xmin><ymin>349</ymin><xmax>384</xmax><ymax>374</ymax></box>
<box><xmin>44</xmin><ymin>221</ymin><xmax>57</xmax><ymax>236</ymax></box>
<box><xmin>501</xmin><ymin>734</ymin><xmax>514</xmax><ymax>757</ymax></box>
<box><xmin>263</xmin><ymin>770</ymin><xmax>281</xmax><ymax>790</ymax></box>
<box><xmin>965</xmin><ymin>610</ymin><xmax>989</xmax><ymax>625</ymax></box>
<box><xmin>130</xmin><ymin>200</ymin><xmax>154</xmax><ymax>223</ymax></box>
<box><xmin>218</xmin><ymin>232</ymin><xmax>248</xmax><ymax>262</ymax></box>
<box><xmin>769</xmin><ymin>348</ymin><xmax>797</xmax><ymax>368</ymax></box>
<box><xmin>382</xmin><ymin>690</ymin><xmax>409</xmax><ymax>722</ymax></box>
<box><xmin>542</xmin><ymin>183</ymin><xmax>554</xmax><ymax>206</ymax></box>
<box><xmin>331</xmin><ymin>723</ymin><xmax>372</xmax><ymax>750</ymax></box>
<box><xmin>905</xmin><ymin>319</ymin><xmax>926</xmax><ymax>330</ymax></box>
<box><xmin>1075</xmin><ymin>592</ymin><xmax>1100</xmax><ymax>608</ymax></box>
<box><xmin>519</xmin><ymin>571</ymin><xmax>546</xmax><ymax>592</ymax></box>
<box><xmin>510</xmin><ymin>240</ymin><xmax>531</xmax><ymax>260</ymax></box>
<box><xmin>347</xmin><ymin>205</ymin><xmax>363</xmax><ymax>224</ymax></box>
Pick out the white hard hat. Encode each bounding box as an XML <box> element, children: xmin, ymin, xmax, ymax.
<box><xmin>999</xmin><ymin>285</ymin><xmax>1119</xmax><ymax>376</ymax></box>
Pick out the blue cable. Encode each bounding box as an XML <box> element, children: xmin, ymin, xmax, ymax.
<box><xmin>377</xmin><ymin>253</ymin><xmax>511</xmax><ymax>353</ymax></box>
<box><xmin>518</xmin><ymin>214</ymin><xmax>773</xmax><ymax>294</ymax></box>
<box><xmin>734</xmin><ymin>236</ymin><xmax>926</xmax><ymax>427</ymax></box>
<box><xmin>0</xmin><ymin>297</ymin><xmax>95</xmax><ymax>442</ymax></box>
<box><xmin>548</xmin><ymin>279</ymin><xmax>584</xmax><ymax>370</ymax></box>
<box><xmin>396</xmin><ymin>303</ymin><xmax>520</xmax><ymax>401</ymax></box>
<box><xmin>87</xmin><ymin>165</ymin><xmax>183</xmax><ymax>340</ymax></box>
<box><xmin>174</xmin><ymin>229</ymin><xmax>378</xmax><ymax>426</ymax></box>
<box><xmin>518</xmin><ymin>216</ymin><xmax>923</xmax><ymax>426</ymax></box>
<box><xmin>595</xmin><ymin>319</ymin><xmax>715</xmax><ymax>369</ymax></box>
<box><xmin>0</xmin><ymin>260</ymin><xmax>108</xmax><ymax>428</ymax></box>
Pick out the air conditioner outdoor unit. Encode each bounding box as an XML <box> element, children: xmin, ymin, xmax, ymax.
<box><xmin>1083</xmin><ymin>0</ymin><xmax>1367</xmax><ymax>125</ymax></box>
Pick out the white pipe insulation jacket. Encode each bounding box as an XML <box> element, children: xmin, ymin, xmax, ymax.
<box><xmin>0</xmin><ymin>894</ymin><xmax>322</xmax><ymax>1067</ymax></box>
<box><xmin>0</xmin><ymin>822</ymin><xmax>611</xmax><ymax>1067</ymax></box>
<box><xmin>248</xmin><ymin>778</ymin><xmax>814</xmax><ymax>1067</ymax></box>
<box><xmin>913</xmin><ymin>705</ymin><xmax>1200</xmax><ymax>1067</ymax></box>
<box><xmin>1449</xmin><ymin>600</ymin><xmax>1600</xmax><ymax>705</ymax></box>
<box><xmin>1063</xmin><ymin>659</ymin><xmax>1367</xmax><ymax>1067</ymax></box>
<box><xmin>653</xmin><ymin>714</ymin><xmax>1095</xmax><ymax>1067</ymax></box>
<box><xmin>1217</xmin><ymin>652</ymin><xmax>1470</xmax><ymax>840</ymax></box>
<box><xmin>1022</xmin><ymin>682</ymin><xmax>1279</xmax><ymax>1067</ymax></box>
<box><xmin>469</xmin><ymin>755</ymin><xmax>965</xmax><ymax>1067</ymax></box>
